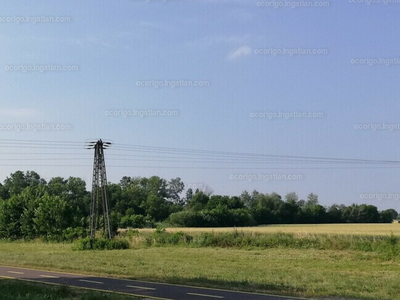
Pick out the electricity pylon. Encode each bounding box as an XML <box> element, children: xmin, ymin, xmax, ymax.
<box><xmin>86</xmin><ymin>139</ymin><xmax>113</xmax><ymax>239</ymax></box>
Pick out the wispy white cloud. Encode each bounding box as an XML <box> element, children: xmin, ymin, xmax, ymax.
<box><xmin>227</xmin><ymin>46</ymin><xmax>252</xmax><ymax>60</ymax></box>
<box><xmin>136</xmin><ymin>21</ymin><xmax>165</xmax><ymax>31</ymax></box>
<box><xmin>186</xmin><ymin>34</ymin><xmax>266</xmax><ymax>49</ymax></box>
<box><xmin>0</xmin><ymin>109</ymin><xmax>40</xmax><ymax>118</ymax></box>
<box><xmin>0</xmin><ymin>109</ymin><xmax>43</xmax><ymax>122</ymax></box>
<box><xmin>7</xmin><ymin>34</ymin><xmax>115</xmax><ymax>49</ymax></box>
<box><xmin>7</xmin><ymin>20</ymin><xmax>167</xmax><ymax>50</ymax></box>
<box><xmin>228</xmin><ymin>9</ymin><xmax>255</xmax><ymax>23</ymax></box>
<box><xmin>199</xmin><ymin>0</ymin><xmax>248</xmax><ymax>2</ymax></box>
<box><xmin>186</xmin><ymin>35</ymin><xmax>251</xmax><ymax>48</ymax></box>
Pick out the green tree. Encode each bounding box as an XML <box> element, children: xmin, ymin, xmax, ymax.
<box><xmin>358</xmin><ymin>205</ymin><xmax>380</xmax><ymax>223</ymax></box>
<box><xmin>186</xmin><ymin>188</ymin><xmax>193</xmax><ymax>202</ymax></box>
<box><xmin>47</xmin><ymin>177</ymin><xmax>89</xmax><ymax>227</ymax></box>
<box><xmin>240</xmin><ymin>190</ymin><xmax>252</xmax><ymax>208</ymax></box>
<box><xmin>327</xmin><ymin>204</ymin><xmax>345</xmax><ymax>223</ymax></box>
<box><xmin>3</xmin><ymin>171</ymin><xmax>28</xmax><ymax>197</ymax></box>
<box><xmin>285</xmin><ymin>192</ymin><xmax>299</xmax><ymax>204</ymax></box>
<box><xmin>33</xmin><ymin>194</ymin><xmax>72</xmax><ymax>239</ymax></box>
<box><xmin>142</xmin><ymin>193</ymin><xmax>170</xmax><ymax>221</ymax></box>
<box><xmin>186</xmin><ymin>191</ymin><xmax>209</xmax><ymax>211</ymax></box>
<box><xmin>167</xmin><ymin>177</ymin><xmax>185</xmax><ymax>205</ymax></box>
<box><xmin>0</xmin><ymin>195</ymin><xmax>25</xmax><ymax>239</ymax></box>
<box><xmin>20</xmin><ymin>186</ymin><xmax>46</xmax><ymax>239</ymax></box>
<box><xmin>306</xmin><ymin>193</ymin><xmax>319</xmax><ymax>206</ymax></box>
<box><xmin>382</xmin><ymin>209</ymin><xmax>398</xmax><ymax>221</ymax></box>
<box><xmin>380</xmin><ymin>209</ymin><xmax>395</xmax><ymax>223</ymax></box>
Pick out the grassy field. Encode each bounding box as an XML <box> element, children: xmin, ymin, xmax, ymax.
<box><xmin>139</xmin><ymin>223</ymin><xmax>400</xmax><ymax>236</ymax></box>
<box><xmin>1</xmin><ymin>224</ymin><xmax>400</xmax><ymax>300</ymax></box>
<box><xmin>0</xmin><ymin>278</ymin><xmax>140</xmax><ymax>300</ymax></box>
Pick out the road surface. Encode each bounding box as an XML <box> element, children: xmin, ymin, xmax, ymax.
<box><xmin>0</xmin><ymin>266</ymin><xmax>304</xmax><ymax>300</ymax></box>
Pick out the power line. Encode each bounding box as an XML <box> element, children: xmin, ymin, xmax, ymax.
<box><xmin>0</xmin><ymin>163</ymin><xmax>397</xmax><ymax>170</ymax></box>
<box><xmin>111</xmin><ymin>144</ymin><xmax>400</xmax><ymax>165</ymax></box>
<box><xmin>0</xmin><ymin>138</ymin><xmax>399</xmax><ymax>169</ymax></box>
<box><xmin>0</xmin><ymin>139</ymin><xmax>85</xmax><ymax>145</ymax></box>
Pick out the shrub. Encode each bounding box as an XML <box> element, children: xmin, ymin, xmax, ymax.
<box><xmin>61</xmin><ymin>227</ymin><xmax>88</xmax><ymax>242</ymax></box>
<box><xmin>119</xmin><ymin>214</ymin><xmax>145</xmax><ymax>228</ymax></box>
<box><xmin>145</xmin><ymin>229</ymin><xmax>193</xmax><ymax>247</ymax></box>
<box><xmin>119</xmin><ymin>229</ymin><xmax>139</xmax><ymax>238</ymax></box>
<box><xmin>73</xmin><ymin>238</ymin><xmax>129</xmax><ymax>251</ymax></box>
<box><xmin>169</xmin><ymin>209</ymin><xmax>255</xmax><ymax>227</ymax></box>
<box><xmin>155</xmin><ymin>226</ymin><xmax>166</xmax><ymax>234</ymax></box>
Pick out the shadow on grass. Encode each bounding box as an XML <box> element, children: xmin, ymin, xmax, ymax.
<box><xmin>0</xmin><ymin>278</ymin><xmax>140</xmax><ymax>300</ymax></box>
<box><xmin>0</xmin><ymin>278</ymin><xmax>72</xmax><ymax>300</ymax></box>
<box><xmin>133</xmin><ymin>276</ymin><xmax>307</xmax><ymax>296</ymax></box>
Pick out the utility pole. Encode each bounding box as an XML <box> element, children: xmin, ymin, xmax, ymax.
<box><xmin>86</xmin><ymin>139</ymin><xmax>112</xmax><ymax>239</ymax></box>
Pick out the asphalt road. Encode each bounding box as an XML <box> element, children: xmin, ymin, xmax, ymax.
<box><xmin>0</xmin><ymin>266</ymin><xmax>304</xmax><ymax>300</ymax></box>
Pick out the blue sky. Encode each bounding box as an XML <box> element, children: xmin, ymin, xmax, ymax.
<box><xmin>1</xmin><ymin>0</ymin><xmax>400</xmax><ymax>210</ymax></box>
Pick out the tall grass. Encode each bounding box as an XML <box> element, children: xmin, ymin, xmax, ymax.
<box><xmin>1</xmin><ymin>239</ymin><xmax>398</xmax><ymax>300</ymax></box>
<box><xmin>117</xmin><ymin>229</ymin><xmax>400</xmax><ymax>259</ymax></box>
<box><xmin>138</xmin><ymin>223</ymin><xmax>400</xmax><ymax>236</ymax></box>
<box><xmin>73</xmin><ymin>238</ymin><xmax>129</xmax><ymax>251</ymax></box>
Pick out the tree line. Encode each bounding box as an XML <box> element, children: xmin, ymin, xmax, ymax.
<box><xmin>0</xmin><ymin>171</ymin><xmax>397</xmax><ymax>240</ymax></box>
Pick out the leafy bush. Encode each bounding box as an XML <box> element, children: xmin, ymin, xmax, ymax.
<box><xmin>119</xmin><ymin>229</ymin><xmax>139</xmax><ymax>238</ymax></box>
<box><xmin>169</xmin><ymin>211</ymin><xmax>204</xmax><ymax>227</ymax></box>
<box><xmin>73</xmin><ymin>238</ymin><xmax>129</xmax><ymax>251</ymax></box>
<box><xmin>61</xmin><ymin>227</ymin><xmax>88</xmax><ymax>242</ymax></box>
<box><xmin>119</xmin><ymin>214</ymin><xmax>145</xmax><ymax>228</ymax></box>
<box><xmin>169</xmin><ymin>209</ymin><xmax>255</xmax><ymax>227</ymax></box>
<box><xmin>155</xmin><ymin>226</ymin><xmax>166</xmax><ymax>234</ymax></box>
<box><xmin>145</xmin><ymin>229</ymin><xmax>193</xmax><ymax>246</ymax></box>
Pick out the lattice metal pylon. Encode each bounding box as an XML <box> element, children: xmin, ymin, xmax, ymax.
<box><xmin>86</xmin><ymin>139</ymin><xmax>112</xmax><ymax>239</ymax></box>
